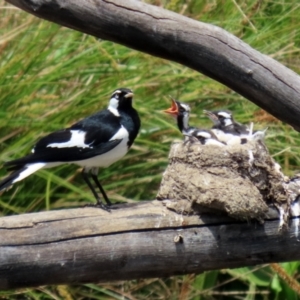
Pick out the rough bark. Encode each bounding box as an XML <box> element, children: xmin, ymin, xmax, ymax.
<box><xmin>2</xmin><ymin>0</ymin><xmax>300</xmax><ymax>291</ymax></box>
<box><xmin>0</xmin><ymin>200</ymin><xmax>299</xmax><ymax>290</ymax></box>
<box><xmin>5</xmin><ymin>0</ymin><xmax>300</xmax><ymax>131</ymax></box>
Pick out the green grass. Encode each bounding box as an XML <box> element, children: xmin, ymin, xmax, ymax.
<box><xmin>1</xmin><ymin>0</ymin><xmax>300</xmax><ymax>298</ymax></box>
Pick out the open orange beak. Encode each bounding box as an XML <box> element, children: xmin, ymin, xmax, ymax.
<box><xmin>163</xmin><ymin>98</ymin><xmax>179</xmax><ymax>116</ymax></box>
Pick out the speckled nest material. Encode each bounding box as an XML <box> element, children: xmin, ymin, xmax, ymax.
<box><xmin>157</xmin><ymin>140</ymin><xmax>289</xmax><ymax>223</ymax></box>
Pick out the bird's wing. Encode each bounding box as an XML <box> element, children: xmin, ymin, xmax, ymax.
<box><xmin>234</xmin><ymin>122</ymin><xmax>250</xmax><ymax>135</ymax></box>
<box><xmin>34</xmin><ymin>110</ymin><xmax>121</xmax><ymax>151</ymax></box>
<box><xmin>5</xmin><ymin>139</ymin><xmax>122</xmax><ymax>170</ymax></box>
<box><xmin>70</xmin><ymin>109</ymin><xmax>122</xmax><ymax>146</ymax></box>
<box><xmin>5</xmin><ymin>109</ymin><xmax>126</xmax><ymax>170</ymax></box>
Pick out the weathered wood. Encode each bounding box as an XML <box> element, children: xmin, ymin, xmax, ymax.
<box><xmin>2</xmin><ymin>0</ymin><xmax>300</xmax><ymax>290</ymax></box>
<box><xmin>0</xmin><ymin>200</ymin><xmax>299</xmax><ymax>290</ymax></box>
<box><xmin>5</xmin><ymin>0</ymin><xmax>300</xmax><ymax>131</ymax></box>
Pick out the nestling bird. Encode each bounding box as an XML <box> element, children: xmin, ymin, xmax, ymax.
<box><xmin>203</xmin><ymin>110</ymin><xmax>252</xmax><ymax>144</ymax></box>
<box><xmin>164</xmin><ymin>98</ymin><xmax>224</xmax><ymax>146</ymax></box>
<box><xmin>204</xmin><ymin>109</ymin><xmax>268</xmax><ymax>144</ymax></box>
<box><xmin>0</xmin><ymin>88</ymin><xmax>140</xmax><ymax>210</ymax></box>
<box><xmin>188</xmin><ymin>129</ymin><xmax>226</xmax><ymax>146</ymax></box>
<box><xmin>163</xmin><ymin>97</ymin><xmax>195</xmax><ymax>136</ymax></box>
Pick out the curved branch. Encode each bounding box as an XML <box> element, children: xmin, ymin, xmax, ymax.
<box><xmin>5</xmin><ymin>0</ymin><xmax>300</xmax><ymax>131</ymax></box>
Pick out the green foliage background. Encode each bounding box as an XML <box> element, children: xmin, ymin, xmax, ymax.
<box><xmin>1</xmin><ymin>0</ymin><xmax>300</xmax><ymax>298</ymax></box>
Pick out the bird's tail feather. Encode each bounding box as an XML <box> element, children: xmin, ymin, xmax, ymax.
<box><xmin>0</xmin><ymin>163</ymin><xmax>46</xmax><ymax>192</ymax></box>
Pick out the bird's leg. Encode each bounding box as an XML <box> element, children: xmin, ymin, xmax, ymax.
<box><xmin>81</xmin><ymin>170</ymin><xmax>110</xmax><ymax>211</ymax></box>
<box><xmin>183</xmin><ymin>135</ymin><xmax>198</xmax><ymax>153</ymax></box>
<box><xmin>91</xmin><ymin>173</ymin><xmax>112</xmax><ymax>206</ymax></box>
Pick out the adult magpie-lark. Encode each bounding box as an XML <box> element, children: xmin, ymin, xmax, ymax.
<box><xmin>164</xmin><ymin>98</ymin><xmax>224</xmax><ymax>146</ymax></box>
<box><xmin>0</xmin><ymin>88</ymin><xmax>140</xmax><ymax>210</ymax></box>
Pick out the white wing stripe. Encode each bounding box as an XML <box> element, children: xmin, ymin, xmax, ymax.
<box><xmin>47</xmin><ymin>130</ymin><xmax>90</xmax><ymax>149</ymax></box>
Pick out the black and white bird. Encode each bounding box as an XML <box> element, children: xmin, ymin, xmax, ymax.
<box><xmin>203</xmin><ymin>110</ymin><xmax>252</xmax><ymax>144</ymax></box>
<box><xmin>188</xmin><ymin>129</ymin><xmax>226</xmax><ymax>146</ymax></box>
<box><xmin>204</xmin><ymin>109</ymin><xmax>250</xmax><ymax>135</ymax></box>
<box><xmin>164</xmin><ymin>98</ymin><xmax>224</xmax><ymax>146</ymax></box>
<box><xmin>0</xmin><ymin>88</ymin><xmax>140</xmax><ymax>210</ymax></box>
<box><xmin>204</xmin><ymin>109</ymin><xmax>268</xmax><ymax>144</ymax></box>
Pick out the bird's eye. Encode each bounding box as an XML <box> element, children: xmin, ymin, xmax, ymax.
<box><xmin>112</xmin><ymin>90</ymin><xmax>122</xmax><ymax>99</ymax></box>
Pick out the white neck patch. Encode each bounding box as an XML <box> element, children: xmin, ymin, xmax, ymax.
<box><xmin>182</xmin><ymin>112</ymin><xmax>190</xmax><ymax>130</ymax></box>
<box><xmin>224</xmin><ymin>118</ymin><xmax>233</xmax><ymax>126</ymax></box>
<box><xmin>108</xmin><ymin>96</ymin><xmax>120</xmax><ymax>116</ymax></box>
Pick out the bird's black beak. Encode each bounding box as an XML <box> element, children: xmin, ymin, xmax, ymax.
<box><xmin>164</xmin><ymin>98</ymin><xmax>179</xmax><ymax>116</ymax></box>
<box><xmin>203</xmin><ymin>110</ymin><xmax>218</xmax><ymax>122</ymax></box>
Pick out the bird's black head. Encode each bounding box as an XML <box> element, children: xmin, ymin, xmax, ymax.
<box><xmin>178</xmin><ymin>102</ymin><xmax>191</xmax><ymax>116</ymax></box>
<box><xmin>164</xmin><ymin>98</ymin><xmax>191</xmax><ymax>133</ymax></box>
<box><xmin>109</xmin><ymin>88</ymin><xmax>134</xmax><ymax>114</ymax></box>
<box><xmin>194</xmin><ymin>130</ymin><xmax>212</xmax><ymax>145</ymax></box>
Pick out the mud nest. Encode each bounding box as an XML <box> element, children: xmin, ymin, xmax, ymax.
<box><xmin>157</xmin><ymin>140</ymin><xmax>290</xmax><ymax>224</ymax></box>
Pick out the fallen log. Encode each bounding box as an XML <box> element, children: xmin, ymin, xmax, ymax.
<box><xmin>0</xmin><ymin>200</ymin><xmax>299</xmax><ymax>290</ymax></box>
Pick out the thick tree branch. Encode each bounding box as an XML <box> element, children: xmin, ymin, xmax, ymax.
<box><xmin>3</xmin><ymin>0</ymin><xmax>300</xmax><ymax>290</ymax></box>
<box><xmin>5</xmin><ymin>0</ymin><xmax>300</xmax><ymax>131</ymax></box>
<box><xmin>0</xmin><ymin>200</ymin><xmax>299</xmax><ymax>290</ymax></box>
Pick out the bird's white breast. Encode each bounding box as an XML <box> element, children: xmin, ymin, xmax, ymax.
<box><xmin>211</xmin><ymin>129</ymin><xmax>234</xmax><ymax>143</ymax></box>
<box><xmin>205</xmin><ymin>139</ymin><xmax>225</xmax><ymax>147</ymax></box>
<box><xmin>75</xmin><ymin>125</ymin><xmax>129</xmax><ymax>168</ymax></box>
